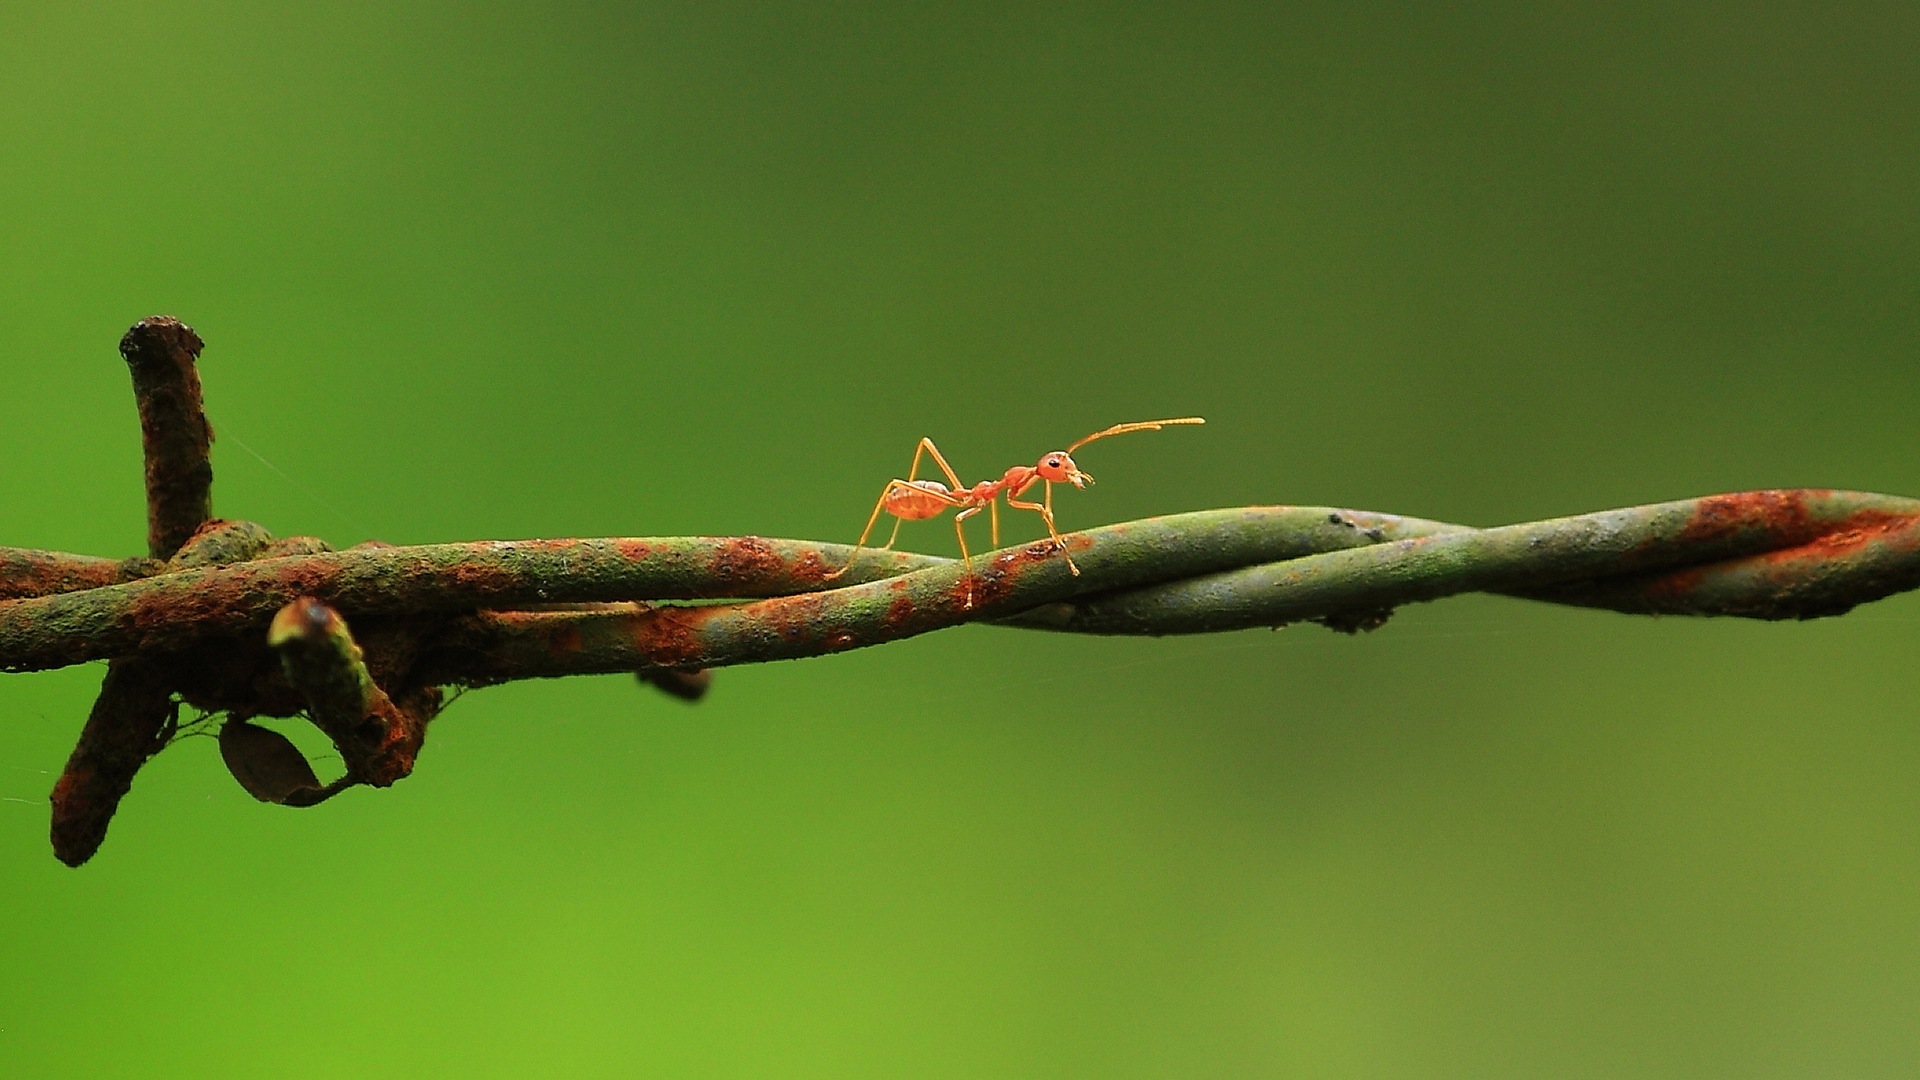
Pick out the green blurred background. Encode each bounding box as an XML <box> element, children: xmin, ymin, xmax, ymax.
<box><xmin>3</xmin><ymin>3</ymin><xmax>1918</xmax><ymax>1076</ymax></box>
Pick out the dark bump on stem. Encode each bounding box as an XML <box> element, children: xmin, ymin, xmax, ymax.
<box><xmin>637</xmin><ymin>668</ymin><xmax>713</xmax><ymax>702</ymax></box>
<box><xmin>1313</xmin><ymin>608</ymin><xmax>1396</xmax><ymax>634</ymax></box>
<box><xmin>121</xmin><ymin>316</ymin><xmax>214</xmax><ymax>561</ymax></box>
<box><xmin>263</xmin><ymin>535</ymin><xmax>333</xmax><ymax>558</ymax></box>
<box><xmin>168</xmin><ymin>519</ymin><xmax>275</xmax><ymax>569</ymax></box>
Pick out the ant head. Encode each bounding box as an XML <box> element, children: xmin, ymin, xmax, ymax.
<box><xmin>1037</xmin><ymin>451</ymin><xmax>1093</xmax><ymax>488</ymax></box>
<box><xmin>1028</xmin><ymin>417</ymin><xmax>1203</xmax><ymax>491</ymax></box>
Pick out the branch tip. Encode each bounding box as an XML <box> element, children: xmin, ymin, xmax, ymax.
<box><xmin>267</xmin><ymin>598</ymin><xmax>424</xmax><ymax>788</ymax></box>
<box><xmin>48</xmin><ymin>659</ymin><xmax>177</xmax><ymax>867</ymax></box>
<box><xmin>268</xmin><ymin>596</ymin><xmax>340</xmax><ymax>649</ymax></box>
<box><xmin>121</xmin><ymin>315</ymin><xmax>214</xmax><ymax>560</ymax></box>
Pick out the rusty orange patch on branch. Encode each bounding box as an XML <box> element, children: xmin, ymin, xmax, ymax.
<box><xmin>1760</xmin><ymin>508</ymin><xmax>1920</xmax><ymax>566</ymax></box>
<box><xmin>710</xmin><ymin>536</ymin><xmax>784</xmax><ymax>586</ymax></box>
<box><xmin>629</xmin><ymin>604</ymin><xmax>718</xmax><ymax>668</ymax></box>
<box><xmin>1677</xmin><ymin>489</ymin><xmax>1820</xmax><ymax>545</ymax></box>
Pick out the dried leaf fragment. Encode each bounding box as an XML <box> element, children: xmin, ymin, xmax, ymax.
<box><xmin>218</xmin><ymin>718</ymin><xmax>328</xmax><ymax>807</ymax></box>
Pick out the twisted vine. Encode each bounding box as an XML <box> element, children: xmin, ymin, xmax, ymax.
<box><xmin>9</xmin><ymin>317</ymin><xmax>1918</xmax><ymax>866</ymax></box>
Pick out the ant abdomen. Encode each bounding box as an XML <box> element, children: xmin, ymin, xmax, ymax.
<box><xmin>885</xmin><ymin>480</ymin><xmax>953</xmax><ymax>521</ymax></box>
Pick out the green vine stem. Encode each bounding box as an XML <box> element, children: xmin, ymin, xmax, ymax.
<box><xmin>13</xmin><ymin>315</ymin><xmax>1920</xmax><ymax>866</ymax></box>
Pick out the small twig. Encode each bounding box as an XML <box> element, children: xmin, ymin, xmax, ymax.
<box><xmin>47</xmin><ymin>658</ymin><xmax>175</xmax><ymax>867</ymax></box>
<box><xmin>0</xmin><ymin>547</ymin><xmax>159</xmax><ymax>601</ymax></box>
<box><xmin>1011</xmin><ymin>491</ymin><xmax>1920</xmax><ymax>634</ymax></box>
<box><xmin>268</xmin><ymin>598</ymin><xmax>427</xmax><ymax>787</ymax></box>
<box><xmin>43</xmin><ymin>515</ymin><xmax>276</xmax><ymax>864</ymax></box>
<box><xmin>0</xmin><ymin>536</ymin><xmax>939</xmax><ymax>672</ymax></box>
<box><xmin>399</xmin><ymin>493</ymin><xmax>1920</xmax><ymax>682</ymax></box>
<box><xmin>120</xmin><ymin>317</ymin><xmax>214</xmax><ymax>560</ymax></box>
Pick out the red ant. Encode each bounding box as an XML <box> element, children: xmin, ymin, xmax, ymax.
<box><xmin>826</xmin><ymin>417</ymin><xmax>1205</xmax><ymax>603</ymax></box>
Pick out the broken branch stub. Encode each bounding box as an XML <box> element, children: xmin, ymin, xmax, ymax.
<box><xmin>120</xmin><ymin>317</ymin><xmax>215</xmax><ymax>561</ymax></box>
<box><xmin>267</xmin><ymin>598</ymin><xmax>429</xmax><ymax>789</ymax></box>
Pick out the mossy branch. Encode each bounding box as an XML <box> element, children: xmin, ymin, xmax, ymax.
<box><xmin>13</xmin><ymin>316</ymin><xmax>1920</xmax><ymax>866</ymax></box>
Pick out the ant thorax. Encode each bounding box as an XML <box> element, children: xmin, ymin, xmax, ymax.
<box><xmin>1000</xmin><ymin>465</ymin><xmax>1040</xmax><ymax>497</ymax></box>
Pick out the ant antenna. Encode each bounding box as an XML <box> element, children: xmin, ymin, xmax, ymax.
<box><xmin>1065</xmin><ymin>416</ymin><xmax>1205</xmax><ymax>453</ymax></box>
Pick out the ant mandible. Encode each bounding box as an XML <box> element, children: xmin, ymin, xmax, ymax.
<box><xmin>826</xmin><ymin>417</ymin><xmax>1205</xmax><ymax>603</ymax></box>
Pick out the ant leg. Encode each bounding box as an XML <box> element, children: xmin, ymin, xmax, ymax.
<box><xmin>826</xmin><ymin>480</ymin><xmax>964</xmax><ymax>581</ymax></box>
<box><xmin>827</xmin><ymin>436</ymin><xmax>972</xmax><ymax>585</ymax></box>
<box><xmin>953</xmin><ymin>505</ymin><xmax>983</xmax><ymax>607</ymax></box>
<box><xmin>825</xmin><ymin>484</ymin><xmax>897</xmax><ymax>581</ymax></box>
<box><xmin>1006</xmin><ymin>489</ymin><xmax>1080</xmax><ymax>575</ymax></box>
<box><xmin>907</xmin><ymin>438</ymin><xmax>968</xmax><ymax>491</ymax></box>
<box><xmin>989</xmin><ymin>498</ymin><xmax>1000</xmax><ymax>548</ymax></box>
